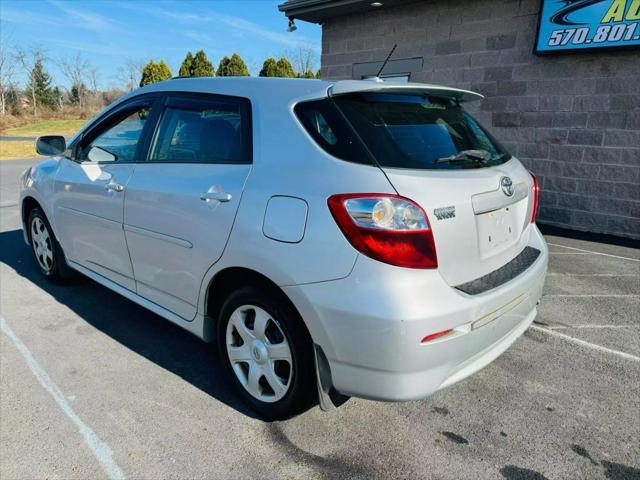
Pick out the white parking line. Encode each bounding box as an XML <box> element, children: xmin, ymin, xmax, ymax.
<box><xmin>549</xmin><ymin>252</ymin><xmax>590</xmax><ymax>255</ymax></box>
<box><xmin>547</xmin><ymin>325</ymin><xmax>636</xmax><ymax>329</ymax></box>
<box><xmin>547</xmin><ymin>273</ymin><xmax>639</xmax><ymax>277</ymax></box>
<box><xmin>0</xmin><ymin>316</ymin><xmax>126</xmax><ymax>480</ymax></box>
<box><xmin>530</xmin><ymin>325</ymin><xmax>640</xmax><ymax>362</ymax></box>
<box><xmin>544</xmin><ymin>294</ymin><xmax>639</xmax><ymax>298</ymax></box>
<box><xmin>547</xmin><ymin>243</ymin><xmax>640</xmax><ymax>262</ymax></box>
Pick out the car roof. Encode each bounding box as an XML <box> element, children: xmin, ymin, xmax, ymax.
<box><xmin>134</xmin><ymin>76</ymin><xmax>482</xmax><ymax>103</ymax></box>
<box><xmin>137</xmin><ymin>77</ymin><xmax>333</xmax><ymax>102</ymax></box>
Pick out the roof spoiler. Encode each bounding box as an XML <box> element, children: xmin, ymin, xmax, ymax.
<box><xmin>328</xmin><ymin>80</ymin><xmax>484</xmax><ymax>103</ymax></box>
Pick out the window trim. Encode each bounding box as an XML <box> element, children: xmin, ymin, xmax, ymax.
<box><xmin>71</xmin><ymin>93</ymin><xmax>161</xmax><ymax>164</ymax></box>
<box><xmin>145</xmin><ymin>91</ymin><xmax>253</xmax><ymax>165</ymax></box>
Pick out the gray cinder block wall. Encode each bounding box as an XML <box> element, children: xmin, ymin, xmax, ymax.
<box><xmin>320</xmin><ymin>0</ymin><xmax>639</xmax><ymax>239</ymax></box>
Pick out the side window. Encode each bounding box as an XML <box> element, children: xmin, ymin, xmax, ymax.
<box><xmin>294</xmin><ymin>99</ymin><xmax>371</xmax><ymax>165</ymax></box>
<box><xmin>149</xmin><ymin>97</ymin><xmax>247</xmax><ymax>164</ymax></box>
<box><xmin>79</xmin><ymin>105</ymin><xmax>152</xmax><ymax>163</ymax></box>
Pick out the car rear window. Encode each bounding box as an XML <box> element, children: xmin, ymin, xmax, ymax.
<box><xmin>333</xmin><ymin>93</ymin><xmax>511</xmax><ymax>170</ymax></box>
<box><xmin>295</xmin><ymin>93</ymin><xmax>512</xmax><ymax>170</ymax></box>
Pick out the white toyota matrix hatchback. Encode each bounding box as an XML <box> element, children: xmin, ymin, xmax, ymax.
<box><xmin>21</xmin><ymin>77</ymin><xmax>547</xmax><ymax>420</ymax></box>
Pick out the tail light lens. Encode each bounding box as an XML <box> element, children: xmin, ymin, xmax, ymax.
<box><xmin>530</xmin><ymin>172</ymin><xmax>539</xmax><ymax>224</ymax></box>
<box><xmin>327</xmin><ymin>193</ymin><xmax>437</xmax><ymax>269</ymax></box>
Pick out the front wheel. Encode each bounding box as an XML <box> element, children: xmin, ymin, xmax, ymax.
<box><xmin>28</xmin><ymin>207</ymin><xmax>76</xmax><ymax>281</ymax></box>
<box><xmin>217</xmin><ymin>286</ymin><xmax>315</xmax><ymax>420</ymax></box>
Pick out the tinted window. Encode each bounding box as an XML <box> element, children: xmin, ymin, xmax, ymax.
<box><xmin>150</xmin><ymin>99</ymin><xmax>246</xmax><ymax>163</ymax></box>
<box><xmin>294</xmin><ymin>99</ymin><xmax>371</xmax><ymax>165</ymax></box>
<box><xmin>79</xmin><ymin>107</ymin><xmax>151</xmax><ymax>162</ymax></box>
<box><xmin>333</xmin><ymin>93</ymin><xmax>511</xmax><ymax>170</ymax></box>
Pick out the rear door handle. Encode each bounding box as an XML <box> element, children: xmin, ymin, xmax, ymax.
<box><xmin>200</xmin><ymin>191</ymin><xmax>232</xmax><ymax>202</ymax></box>
<box><xmin>105</xmin><ymin>182</ymin><xmax>124</xmax><ymax>192</ymax></box>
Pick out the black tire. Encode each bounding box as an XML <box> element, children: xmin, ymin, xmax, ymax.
<box><xmin>217</xmin><ymin>286</ymin><xmax>315</xmax><ymax>421</ymax></box>
<box><xmin>27</xmin><ymin>207</ymin><xmax>77</xmax><ymax>282</ymax></box>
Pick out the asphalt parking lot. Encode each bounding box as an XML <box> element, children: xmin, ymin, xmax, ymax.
<box><xmin>1</xmin><ymin>158</ymin><xmax>639</xmax><ymax>480</ymax></box>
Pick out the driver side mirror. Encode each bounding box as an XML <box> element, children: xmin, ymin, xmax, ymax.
<box><xmin>35</xmin><ymin>135</ymin><xmax>66</xmax><ymax>156</ymax></box>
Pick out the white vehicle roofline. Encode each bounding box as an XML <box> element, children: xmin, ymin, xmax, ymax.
<box><xmin>126</xmin><ymin>77</ymin><xmax>483</xmax><ymax>104</ymax></box>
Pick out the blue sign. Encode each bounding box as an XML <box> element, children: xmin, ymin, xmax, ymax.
<box><xmin>535</xmin><ymin>0</ymin><xmax>640</xmax><ymax>53</ymax></box>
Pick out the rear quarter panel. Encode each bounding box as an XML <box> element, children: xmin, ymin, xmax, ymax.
<box><xmin>198</xmin><ymin>91</ymin><xmax>395</xmax><ymax>297</ymax></box>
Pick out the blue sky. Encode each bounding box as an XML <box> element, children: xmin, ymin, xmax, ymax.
<box><xmin>0</xmin><ymin>0</ymin><xmax>321</xmax><ymax>88</ymax></box>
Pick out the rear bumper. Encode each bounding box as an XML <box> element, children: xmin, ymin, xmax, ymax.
<box><xmin>283</xmin><ymin>225</ymin><xmax>548</xmax><ymax>401</ymax></box>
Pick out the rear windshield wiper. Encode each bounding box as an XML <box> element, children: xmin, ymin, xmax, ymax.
<box><xmin>435</xmin><ymin>149</ymin><xmax>492</xmax><ymax>164</ymax></box>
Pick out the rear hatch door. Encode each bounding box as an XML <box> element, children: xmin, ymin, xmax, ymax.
<box><xmin>330</xmin><ymin>87</ymin><xmax>536</xmax><ymax>286</ymax></box>
<box><xmin>383</xmin><ymin>160</ymin><xmax>534</xmax><ymax>286</ymax></box>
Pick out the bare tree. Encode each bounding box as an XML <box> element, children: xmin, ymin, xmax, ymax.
<box><xmin>88</xmin><ymin>67</ymin><xmax>100</xmax><ymax>92</ymax></box>
<box><xmin>15</xmin><ymin>46</ymin><xmax>47</xmax><ymax>116</ymax></box>
<box><xmin>0</xmin><ymin>35</ymin><xmax>16</xmax><ymax>115</ymax></box>
<box><xmin>56</xmin><ymin>90</ymin><xmax>64</xmax><ymax>110</ymax></box>
<box><xmin>118</xmin><ymin>58</ymin><xmax>144</xmax><ymax>92</ymax></box>
<box><xmin>286</xmin><ymin>47</ymin><xmax>318</xmax><ymax>76</ymax></box>
<box><xmin>59</xmin><ymin>52</ymin><xmax>90</xmax><ymax>109</ymax></box>
<box><xmin>245</xmin><ymin>56</ymin><xmax>263</xmax><ymax>78</ymax></box>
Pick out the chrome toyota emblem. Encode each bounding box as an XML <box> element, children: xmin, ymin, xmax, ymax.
<box><xmin>500</xmin><ymin>176</ymin><xmax>514</xmax><ymax>197</ymax></box>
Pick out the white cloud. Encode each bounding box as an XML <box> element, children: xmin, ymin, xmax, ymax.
<box><xmin>0</xmin><ymin>9</ymin><xmax>63</xmax><ymax>27</ymax></box>
<box><xmin>182</xmin><ymin>30</ymin><xmax>214</xmax><ymax>44</ymax></box>
<box><xmin>48</xmin><ymin>38</ymin><xmax>122</xmax><ymax>56</ymax></box>
<box><xmin>216</xmin><ymin>14</ymin><xmax>320</xmax><ymax>53</ymax></box>
<box><xmin>118</xmin><ymin>2</ymin><xmax>319</xmax><ymax>53</ymax></box>
<box><xmin>46</xmin><ymin>0</ymin><xmax>114</xmax><ymax>32</ymax></box>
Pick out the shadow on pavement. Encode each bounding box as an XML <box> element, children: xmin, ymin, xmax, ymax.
<box><xmin>0</xmin><ymin>228</ymin><xmax>263</xmax><ymax>420</ymax></box>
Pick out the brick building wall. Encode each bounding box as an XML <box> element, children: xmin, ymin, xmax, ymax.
<box><xmin>320</xmin><ymin>0</ymin><xmax>640</xmax><ymax>239</ymax></box>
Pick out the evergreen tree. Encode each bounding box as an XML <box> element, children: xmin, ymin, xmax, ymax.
<box><xmin>192</xmin><ymin>50</ymin><xmax>215</xmax><ymax>76</ymax></box>
<box><xmin>298</xmin><ymin>69</ymin><xmax>317</xmax><ymax>79</ymax></box>
<box><xmin>27</xmin><ymin>58</ymin><xmax>56</xmax><ymax>109</ymax></box>
<box><xmin>158</xmin><ymin>60</ymin><xmax>172</xmax><ymax>79</ymax></box>
<box><xmin>139</xmin><ymin>60</ymin><xmax>172</xmax><ymax>86</ymax></box>
<box><xmin>217</xmin><ymin>53</ymin><xmax>249</xmax><ymax>77</ymax></box>
<box><xmin>69</xmin><ymin>81</ymin><xmax>87</xmax><ymax>105</ymax></box>
<box><xmin>259</xmin><ymin>57</ymin><xmax>307</xmax><ymax>78</ymax></box>
<box><xmin>259</xmin><ymin>57</ymin><xmax>278</xmax><ymax>77</ymax></box>
<box><xmin>179</xmin><ymin>52</ymin><xmax>194</xmax><ymax>77</ymax></box>
<box><xmin>275</xmin><ymin>57</ymin><xmax>296</xmax><ymax>78</ymax></box>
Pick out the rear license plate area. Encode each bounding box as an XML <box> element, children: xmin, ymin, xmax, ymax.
<box><xmin>476</xmin><ymin>206</ymin><xmax>518</xmax><ymax>257</ymax></box>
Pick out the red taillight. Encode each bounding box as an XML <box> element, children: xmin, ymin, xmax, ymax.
<box><xmin>327</xmin><ymin>193</ymin><xmax>437</xmax><ymax>269</ymax></box>
<box><xmin>421</xmin><ymin>328</ymin><xmax>453</xmax><ymax>343</ymax></box>
<box><xmin>530</xmin><ymin>172</ymin><xmax>539</xmax><ymax>224</ymax></box>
